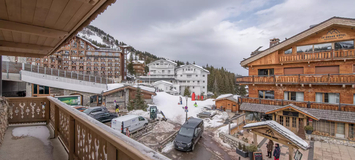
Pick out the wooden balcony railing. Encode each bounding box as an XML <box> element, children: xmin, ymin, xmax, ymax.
<box><xmin>6</xmin><ymin>97</ymin><xmax>167</xmax><ymax>160</ymax></box>
<box><xmin>236</xmin><ymin>73</ymin><xmax>355</xmax><ymax>85</ymax></box>
<box><xmin>279</xmin><ymin>49</ymin><xmax>355</xmax><ymax>63</ymax></box>
<box><xmin>238</xmin><ymin>97</ymin><xmax>355</xmax><ymax>112</ymax></box>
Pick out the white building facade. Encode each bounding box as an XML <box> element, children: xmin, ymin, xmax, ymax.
<box><xmin>137</xmin><ymin>59</ymin><xmax>209</xmax><ymax>97</ymax></box>
<box><xmin>176</xmin><ymin>65</ymin><xmax>209</xmax><ymax>96</ymax></box>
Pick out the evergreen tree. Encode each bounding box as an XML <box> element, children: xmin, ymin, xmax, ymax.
<box><xmin>235</xmin><ymin>84</ymin><xmax>247</xmax><ymax>96</ymax></box>
<box><xmin>212</xmin><ymin>78</ymin><xmax>219</xmax><ymax>95</ymax></box>
<box><xmin>193</xmin><ymin>61</ymin><xmax>195</xmax><ymax>64</ymax></box>
<box><xmin>186</xmin><ymin>61</ymin><xmax>190</xmax><ymax>65</ymax></box>
<box><xmin>131</xmin><ymin>87</ymin><xmax>148</xmax><ymax>111</ymax></box>
<box><xmin>129</xmin><ymin>53</ymin><xmax>133</xmax><ymax>62</ymax></box>
<box><xmin>127</xmin><ymin>62</ymin><xmax>135</xmax><ymax>75</ymax></box>
<box><xmin>183</xmin><ymin>87</ymin><xmax>191</xmax><ymax>96</ymax></box>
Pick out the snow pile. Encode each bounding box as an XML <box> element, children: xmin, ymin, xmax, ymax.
<box><xmin>212</xmin><ymin>123</ymin><xmax>238</xmax><ymax>149</ymax></box>
<box><xmin>12</xmin><ymin>126</ymin><xmax>51</xmax><ymax>145</ymax></box>
<box><xmin>216</xmin><ymin>123</ymin><xmax>237</xmax><ymax>134</ymax></box>
<box><xmin>128</xmin><ymin>110</ymin><xmax>150</xmax><ymax>118</ymax></box>
<box><xmin>162</xmin><ymin>142</ymin><xmax>174</xmax><ymax>153</ymax></box>
<box><xmin>152</xmin><ymin>121</ymin><xmax>175</xmax><ymax>133</ymax></box>
<box><xmin>204</xmin><ymin>111</ymin><xmax>229</xmax><ymax>128</ymax></box>
<box><xmin>153</xmin><ymin>92</ymin><xmax>215</xmax><ymax>124</ymax></box>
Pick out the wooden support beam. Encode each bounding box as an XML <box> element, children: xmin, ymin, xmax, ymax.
<box><xmin>0</xmin><ymin>51</ymin><xmax>47</xmax><ymax>58</ymax></box>
<box><xmin>0</xmin><ymin>20</ymin><xmax>68</xmax><ymax>38</ymax></box>
<box><xmin>0</xmin><ymin>40</ymin><xmax>52</xmax><ymax>51</ymax></box>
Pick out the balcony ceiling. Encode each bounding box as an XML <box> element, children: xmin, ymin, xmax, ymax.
<box><xmin>0</xmin><ymin>0</ymin><xmax>116</xmax><ymax>58</ymax></box>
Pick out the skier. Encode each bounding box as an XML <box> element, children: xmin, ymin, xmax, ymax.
<box><xmin>194</xmin><ymin>102</ymin><xmax>198</xmax><ymax>107</ymax></box>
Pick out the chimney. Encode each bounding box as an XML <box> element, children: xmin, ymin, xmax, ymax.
<box><xmin>270</xmin><ymin>38</ymin><xmax>280</xmax><ymax>47</ymax></box>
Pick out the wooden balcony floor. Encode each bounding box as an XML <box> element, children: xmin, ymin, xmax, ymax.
<box><xmin>0</xmin><ymin>125</ymin><xmax>67</xmax><ymax>160</ymax></box>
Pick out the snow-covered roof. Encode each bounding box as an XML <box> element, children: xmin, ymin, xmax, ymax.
<box><xmin>104</xmin><ymin>83</ymin><xmax>156</xmax><ymax>93</ymax></box>
<box><xmin>165</xmin><ymin>59</ymin><xmax>177</xmax><ymax>65</ymax></box>
<box><xmin>106</xmin><ymin>83</ymin><xmax>125</xmax><ymax>92</ymax></box>
<box><xmin>152</xmin><ymin>80</ymin><xmax>173</xmax><ymax>86</ymax></box>
<box><xmin>244</xmin><ymin>120</ymin><xmax>310</xmax><ymax>150</ymax></box>
<box><xmin>176</xmin><ymin>64</ymin><xmax>210</xmax><ymax>73</ymax></box>
<box><xmin>133</xmin><ymin>60</ymin><xmax>145</xmax><ymax>64</ymax></box>
<box><xmin>76</xmin><ymin>35</ymin><xmax>100</xmax><ymax>49</ymax></box>
<box><xmin>216</xmin><ymin>94</ymin><xmax>233</xmax><ymax>100</ymax></box>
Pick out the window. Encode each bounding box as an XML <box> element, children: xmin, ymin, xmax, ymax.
<box><xmin>258</xmin><ymin>90</ymin><xmax>274</xmax><ymax>99</ymax></box>
<box><xmin>203</xmin><ymin>81</ymin><xmax>205</xmax><ymax>83</ymax></box>
<box><xmin>258</xmin><ymin>69</ymin><xmax>274</xmax><ymax>76</ymax></box>
<box><xmin>203</xmin><ymin>86</ymin><xmax>205</xmax><ymax>88</ymax></box>
<box><xmin>203</xmin><ymin>75</ymin><xmax>205</xmax><ymax>77</ymax></box>
<box><xmin>284</xmin><ymin>67</ymin><xmax>304</xmax><ymax>75</ymax></box>
<box><xmin>350</xmin><ymin>124</ymin><xmax>355</xmax><ymax>138</ymax></box>
<box><xmin>284</xmin><ymin>48</ymin><xmax>292</xmax><ymax>54</ymax></box>
<box><xmin>292</xmin><ymin>117</ymin><xmax>296</xmax><ymax>128</ymax></box>
<box><xmin>297</xmin><ymin>45</ymin><xmax>313</xmax><ymax>53</ymax></box>
<box><xmin>316</xmin><ymin>93</ymin><xmax>339</xmax><ymax>104</ymax></box>
<box><xmin>314</xmin><ymin>43</ymin><xmax>332</xmax><ymax>52</ymax></box>
<box><xmin>187</xmin><ymin>75</ymin><xmax>192</xmax><ymax>78</ymax></box>
<box><xmin>280</xmin><ymin>116</ymin><xmax>284</xmax><ymax>125</ymax></box>
<box><xmin>335</xmin><ymin>40</ymin><xmax>354</xmax><ymax>50</ymax></box>
<box><xmin>285</xmin><ymin>117</ymin><xmax>290</xmax><ymax>127</ymax></box>
<box><xmin>196</xmin><ymin>75</ymin><xmax>198</xmax><ymax>77</ymax></box>
<box><xmin>138</xmin><ymin>116</ymin><xmax>145</xmax><ymax>121</ymax></box>
<box><xmin>284</xmin><ymin>92</ymin><xmax>304</xmax><ymax>101</ymax></box>
<box><xmin>315</xmin><ymin>66</ymin><xmax>339</xmax><ymax>74</ymax></box>
<box><xmin>33</xmin><ymin>84</ymin><xmax>50</xmax><ymax>96</ymax></box>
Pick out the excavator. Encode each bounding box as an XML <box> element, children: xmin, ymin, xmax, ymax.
<box><xmin>149</xmin><ymin>106</ymin><xmax>167</xmax><ymax>121</ymax></box>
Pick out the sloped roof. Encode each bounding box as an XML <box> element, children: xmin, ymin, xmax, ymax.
<box><xmin>147</xmin><ymin>59</ymin><xmax>177</xmax><ymax>66</ymax></box>
<box><xmin>152</xmin><ymin>80</ymin><xmax>173</xmax><ymax>86</ymax></box>
<box><xmin>244</xmin><ymin>121</ymin><xmax>310</xmax><ymax>150</ymax></box>
<box><xmin>265</xmin><ymin>104</ymin><xmax>319</xmax><ymax>120</ymax></box>
<box><xmin>240</xmin><ymin>103</ymin><xmax>283</xmax><ymax>113</ymax></box>
<box><xmin>240</xmin><ymin>17</ymin><xmax>355</xmax><ymax>67</ymax></box>
<box><xmin>177</xmin><ymin>64</ymin><xmax>210</xmax><ymax>73</ymax></box>
<box><xmin>103</xmin><ymin>84</ymin><xmax>156</xmax><ymax>96</ymax></box>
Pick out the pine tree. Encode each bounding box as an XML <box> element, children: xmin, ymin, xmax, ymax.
<box><xmin>127</xmin><ymin>62</ymin><xmax>135</xmax><ymax>75</ymax></box>
<box><xmin>235</xmin><ymin>84</ymin><xmax>247</xmax><ymax>96</ymax></box>
<box><xmin>131</xmin><ymin>87</ymin><xmax>148</xmax><ymax>111</ymax></box>
<box><xmin>193</xmin><ymin>61</ymin><xmax>195</xmax><ymax>64</ymax></box>
<box><xmin>186</xmin><ymin>61</ymin><xmax>190</xmax><ymax>65</ymax></box>
<box><xmin>212</xmin><ymin>78</ymin><xmax>219</xmax><ymax>95</ymax></box>
<box><xmin>184</xmin><ymin>87</ymin><xmax>191</xmax><ymax>96</ymax></box>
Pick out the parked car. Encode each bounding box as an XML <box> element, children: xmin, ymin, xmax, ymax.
<box><xmin>89</xmin><ymin>112</ymin><xmax>117</xmax><ymax>123</ymax></box>
<box><xmin>174</xmin><ymin>118</ymin><xmax>204</xmax><ymax>151</ymax></box>
<box><xmin>83</xmin><ymin>106</ymin><xmax>108</xmax><ymax>115</ymax></box>
<box><xmin>73</xmin><ymin>106</ymin><xmax>87</xmax><ymax>112</ymax></box>
<box><xmin>111</xmin><ymin>115</ymin><xmax>148</xmax><ymax>134</ymax></box>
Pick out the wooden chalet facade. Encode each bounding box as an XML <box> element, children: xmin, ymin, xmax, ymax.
<box><xmin>237</xmin><ymin>17</ymin><xmax>355</xmax><ymax>140</ymax></box>
<box><xmin>26</xmin><ymin>36</ymin><xmax>128</xmax><ymax>81</ymax></box>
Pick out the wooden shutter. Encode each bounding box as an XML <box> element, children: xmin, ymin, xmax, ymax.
<box><xmin>284</xmin><ymin>67</ymin><xmax>304</xmax><ymax>75</ymax></box>
<box><xmin>315</xmin><ymin>66</ymin><xmax>339</xmax><ymax>74</ymax></box>
<box><xmin>353</xmin><ymin>65</ymin><xmax>355</xmax><ymax>73</ymax></box>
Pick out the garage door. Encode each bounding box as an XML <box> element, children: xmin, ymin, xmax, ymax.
<box><xmin>315</xmin><ymin>66</ymin><xmax>339</xmax><ymax>74</ymax></box>
<box><xmin>284</xmin><ymin>67</ymin><xmax>304</xmax><ymax>75</ymax></box>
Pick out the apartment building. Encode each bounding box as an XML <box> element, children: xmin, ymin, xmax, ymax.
<box><xmin>138</xmin><ymin>59</ymin><xmax>209</xmax><ymax>96</ymax></box>
<box><xmin>236</xmin><ymin>17</ymin><xmax>355</xmax><ymax>140</ymax></box>
<box><xmin>27</xmin><ymin>36</ymin><xmax>128</xmax><ymax>82</ymax></box>
<box><xmin>132</xmin><ymin>60</ymin><xmax>146</xmax><ymax>76</ymax></box>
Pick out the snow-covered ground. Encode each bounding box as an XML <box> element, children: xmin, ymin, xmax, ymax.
<box><xmin>12</xmin><ymin>126</ymin><xmax>51</xmax><ymax>145</ymax></box>
<box><xmin>203</xmin><ymin>111</ymin><xmax>229</xmax><ymax>128</ymax></box>
<box><xmin>212</xmin><ymin>123</ymin><xmax>238</xmax><ymax>149</ymax></box>
<box><xmin>162</xmin><ymin>142</ymin><xmax>174</xmax><ymax>153</ymax></box>
<box><xmin>152</xmin><ymin>92</ymin><xmax>215</xmax><ymax>124</ymax></box>
<box><xmin>152</xmin><ymin>121</ymin><xmax>175</xmax><ymax>133</ymax></box>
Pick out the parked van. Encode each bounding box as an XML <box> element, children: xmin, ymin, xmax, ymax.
<box><xmin>174</xmin><ymin>118</ymin><xmax>204</xmax><ymax>151</ymax></box>
<box><xmin>111</xmin><ymin>115</ymin><xmax>148</xmax><ymax>134</ymax></box>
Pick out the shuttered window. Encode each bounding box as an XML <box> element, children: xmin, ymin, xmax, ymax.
<box><xmin>315</xmin><ymin>66</ymin><xmax>339</xmax><ymax>74</ymax></box>
<box><xmin>353</xmin><ymin>65</ymin><xmax>355</xmax><ymax>73</ymax></box>
<box><xmin>284</xmin><ymin>67</ymin><xmax>304</xmax><ymax>75</ymax></box>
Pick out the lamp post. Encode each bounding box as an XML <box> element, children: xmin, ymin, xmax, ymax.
<box><xmin>185</xmin><ymin>96</ymin><xmax>188</xmax><ymax>122</ymax></box>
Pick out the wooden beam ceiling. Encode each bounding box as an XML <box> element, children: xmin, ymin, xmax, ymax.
<box><xmin>0</xmin><ymin>40</ymin><xmax>52</xmax><ymax>51</ymax></box>
<box><xmin>0</xmin><ymin>20</ymin><xmax>68</xmax><ymax>38</ymax></box>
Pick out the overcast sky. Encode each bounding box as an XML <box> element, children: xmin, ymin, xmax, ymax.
<box><xmin>91</xmin><ymin>0</ymin><xmax>355</xmax><ymax>75</ymax></box>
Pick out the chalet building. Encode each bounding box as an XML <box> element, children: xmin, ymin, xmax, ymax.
<box><xmin>101</xmin><ymin>84</ymin><xmax>156</xmax><ymax>110</ymax></box>
<box><xmin>214</xmin><ymin>94</ymin><xmax>239</xmax><ymax>112</ymax></box>
<box><xmin>132</xmin><ymin>60</ymin><xmax>146</xmax><ymax>76</ymax></box>
<box><xmin>236</xmin><ymin>17</ymin><xmax>355</xmax><ymax>140</ymax></box>
<box><xmin>26</xmin><ymin>36</ymin><xmax>129</xmax><ymax>82</ymax></box>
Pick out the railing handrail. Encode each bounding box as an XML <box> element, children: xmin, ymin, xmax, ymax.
<box><xmin>47</xmin><ymin>97</ymin><xmax>161</xmax><ymax>160</ymax></box>
<box><xmin>236</xmin><ymin>73</ymin><xmax>355</xmax><ymax>78</ymax></box>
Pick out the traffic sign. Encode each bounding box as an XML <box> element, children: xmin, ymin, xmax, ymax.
<box><xmin>185</xmin><ymin>109</ymin><xmax>188</xmax><ymax>112</ymax></box>
<box><xmin>185</xmin><ymin>106</ymin><xmax>188</xmax><ymax>110</ymax></box>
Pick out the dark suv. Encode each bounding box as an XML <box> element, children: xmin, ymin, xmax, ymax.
<box><xmin>83</xmin><ymin>106</ymin><xmax>108</xmax><ymax>115</ymax></box>
<box><xmin>83</xmin><ymin>106</ymin><xmax>117</xmax><ymax>123</ymax></box>
<box><xmin>174</xmin><ymin>118</ymin><xmax>204</xmax><ymax>151</ymax></box>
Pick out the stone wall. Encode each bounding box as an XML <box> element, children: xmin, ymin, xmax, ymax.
<box><xmin>0</xmin><ymin>98</ymin><xmax>9</xmax><ymax>147</ymax></box>
<box><xmin>219</xmin><ymin>132</ymin><xmax>251</xmax><ymax>148</ymax></box>
<box><xmin>306</xmin><ymin>134</ymin><xmax>355</xmax><ymax>147</ymax></box>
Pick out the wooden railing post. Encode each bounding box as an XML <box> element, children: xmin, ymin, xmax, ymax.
<box><xmin>298</xmin><ymin>74</ymin><xmax>301</xmax><ymax>84</ymax></box>
<box><xmin>107</xmin><ymin>142</ymin><xmax>117</xmax><ymax>160</ymax></box>
<box><xmin>45</xmin><ymin>101</ymin><xmax>50</xmax><ymax>125</ymax></box>
<box><xmin>273</xmin><ymin>75</ymin><xmax>276</xmax><ymax>84</ymax></box>
<box><xmin>54</xmin><ymin>105</ymin><xmax>59</xmax><ymax>138</ymax></box>
<box><xmin>259</xmin><ymin>98</ymin><xmax>261</xmax><ymax>104</ymax></box>
<box><xmin>339</xmin><ymin>103</ymin><xmax>341</xmax><ymax>111</ymax></box>
<box><xmin>252</xmin><ymin>75</ymin><xmax>254</xmax><ymax>84</ymax></box>
<box><xmin>69</xmin><ymin>116</ymin><xmax>75</xmax><ymax>160</ymax></box>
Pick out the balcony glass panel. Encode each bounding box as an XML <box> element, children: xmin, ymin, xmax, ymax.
<box><xmin>297</xmin><ymin>45</ymin><xmax>313</xmax><ymax>53</ymax></box>
<box><xmin>335</xmin><ymin>40</ymin><xmax>354</xmax><ymax>50</ymax></box>
<box><xmin>314</xmin><ymin>43</ymin><xmax>332</xmax><ymax>52</ymax></box>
